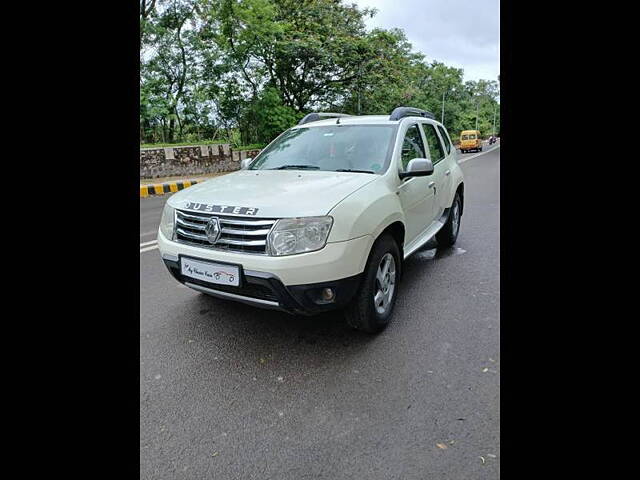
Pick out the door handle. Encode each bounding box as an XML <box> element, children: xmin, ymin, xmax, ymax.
<box><xmin>445</xmin><ymin>169</ymin><xmax>451</xmax><ymax>176</ymax></box>
<box><xmin>428</xmin><ymin>181</ymin><xmax>436</xmax><ymax>189</ymax></box>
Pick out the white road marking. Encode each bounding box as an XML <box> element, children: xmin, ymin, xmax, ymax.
<box><xmin>140</xmin><ymin>245</ymin><xmax>159</xmax><ymax>253</ymax></box>
<box><xmin>457</xmin><ymin>144</ymin><xmax>500</xmax><ymax>164</ymax></box>
<box><xmin>140</xmin><ymin>239</ymin><xmax>158</xmax><ymax>247</ymax></box>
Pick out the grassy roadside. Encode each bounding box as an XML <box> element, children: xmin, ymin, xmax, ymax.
<box><xmin>140</xmin><ymin>141</ymin><xmax>266</xmax><ymax>150</ymax></box>
<box><xmin>140</xmin><ymin>140</ymin><xmax>227</xmax><ymax>149</ymax></box>
<box><xmin>234</xmin><ymin>143</ymin><xmax>265</xmax><ymax>151</ymax></box>
<box><xmin>140</xmin><ymin>172</ymin><xmax>229</xmax><ymax>184</ymax></box>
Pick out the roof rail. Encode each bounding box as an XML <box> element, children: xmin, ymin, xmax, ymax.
<box><xmin>389</xmin><ymin>107</ymin><xmax>435</xmax><ymax>121</ymax></box>
<box><xmin>298</xmin><ymin>112</ymin><xmax>351</xmax><ymax>125</ymax></box>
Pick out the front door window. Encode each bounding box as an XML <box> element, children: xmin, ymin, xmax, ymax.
<box><xmin>400</xmin><ymin>124</ymin><xmax>426</xmax><ymax>172</ymax></box>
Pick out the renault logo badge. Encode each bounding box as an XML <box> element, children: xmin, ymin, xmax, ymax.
<box><xmin>205</xmin><ymin>217</ymin><xmax>221</xmax><ymax>244</ymax></box>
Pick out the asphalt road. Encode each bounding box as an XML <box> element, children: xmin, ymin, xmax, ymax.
<box><xmin>140</xmin><ymin>145</ymin><xmax>500</xmax><ymax>479</ymax></box>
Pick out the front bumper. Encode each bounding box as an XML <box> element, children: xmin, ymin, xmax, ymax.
<box><xmin>157</xmin><ymin>229</ymin><xmax>373</xmax><ymax>285</ymax></box>
<box><xmin>157</xmin><ymin>229</ymin><xmax>372</xmax><ymax>315</ymax></box>
<box><xmin>162</xmin><ymin>256</ymin><xmax>361</xmax><ymax>315</ymax></box>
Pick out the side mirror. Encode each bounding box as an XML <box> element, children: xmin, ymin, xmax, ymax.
<box><xmin>240</xmin><ymin>158</ymin><xmax>252</xmax><ymax>170</ymax></box>
<box><xmin>399</xmin><ymin>158</ymin><xmax>434</xmax><ymax>179</ymax></box>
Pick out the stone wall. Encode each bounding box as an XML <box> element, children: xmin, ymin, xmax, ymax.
<box><xmin>140</xmin><ymin>144</ymin><xmax>262</xmax><ymax>179</ymax></box>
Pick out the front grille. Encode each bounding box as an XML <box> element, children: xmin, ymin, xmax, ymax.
<box><xmin>174</xmin><ymin>210</ymin><xmax>276</xmax><ymax>255</ymax></box>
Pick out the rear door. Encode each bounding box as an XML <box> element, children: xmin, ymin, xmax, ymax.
<box><xmin>436</xmin><ymin>124</ymin><xmax>455</xmax><ymax>211</ymax></box>
<box><xmin>420</xmin><ymin>122</ymin><xmax>450</xmax><ymax>219</ymax></box>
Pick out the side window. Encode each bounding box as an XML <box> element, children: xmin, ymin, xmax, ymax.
<box><xmin>400</xmin><ymin>124</ymin><xmax>426</xmax><ymax>171</ymax></box>
<box><xmin>437</xmin><ymin>125</ymin><xmax>452</xmax><ymax>155</ymax></box>
<box><xmin>422</xmin><ymin>123</ymin><xmax>446</xmax><ymax>164</ymax></box>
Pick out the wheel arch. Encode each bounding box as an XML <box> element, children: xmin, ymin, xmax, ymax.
<box><xmin>379</xmin><ymin>221</ymin><xmax>405</xmax><ymax>260</ymax></box>
<box><xmin>366</xmin><ymin>219</ymin><xmax>406</xmax><ymax>281</ymax></box>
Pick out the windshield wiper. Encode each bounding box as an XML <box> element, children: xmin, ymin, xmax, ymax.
<box><xmin>335</xmin><ymin>169</ymin><xmax>375</xmax><ymax>174</ymax></box>
<box><xmin>270</xmin><ymin>164</ymin><xmax>320</xmax><ymax>170</ymax></box>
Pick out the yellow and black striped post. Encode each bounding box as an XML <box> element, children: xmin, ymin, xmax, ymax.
<box><xmin>140</xmin><ymin>180</ymin><xmax>199</xmax><ymax>198</ymax></box>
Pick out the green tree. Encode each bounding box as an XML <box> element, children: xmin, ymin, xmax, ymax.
<box><xmin>340</xmin><ymin>28</ymin><xmax>422</xmax><ymax>115</ymax></box>
<box><xmin>139</xmin><ymin>0</ymin><xmax>500</xmax><ymax>146</ymax></box>
<box><xmin>240</xmin><ymin>87</ymin><xmax>302</xmax><ymax>144</ymax></box>
<box><xmin>140</xmin><ymin>0</ymin><xmax>158</xmax><ymax>49</ymax></box>
<box><xmin>141</xmin><ymin>0</ymin><xmax>201</xmax><ymax>142</ymax></box>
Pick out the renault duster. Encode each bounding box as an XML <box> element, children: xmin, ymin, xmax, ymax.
<box><xmin>157</xmin><ymin>107</ymin><xmax>465</xmax><ymax>333</ymax></box>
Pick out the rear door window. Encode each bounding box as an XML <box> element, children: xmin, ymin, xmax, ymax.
<box><xmin>437</xmin><ymin>125</ymin><xmax>452</xmax><ymax>154</ymax></box>
<box><xmin>421</xmin><ymin>123</ymin><xmax>446</xmax><ymax>165</ymax></box>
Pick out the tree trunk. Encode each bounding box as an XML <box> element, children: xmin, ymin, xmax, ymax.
<box><xmin>175</xmin><ymin>108</ymin><xmax>183</xmax><ymax>142</ymax></box>
<box><xmin>168</xmin><ymin>118</ymin><xmax>175</xmax><ymax>143</ymax></box>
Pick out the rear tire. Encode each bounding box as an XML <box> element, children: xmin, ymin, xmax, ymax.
<box><xmin>345</xmin><ymin>234</ymin><xmax>401</xmax><ymax>334</ymax></box>
<box><xmin>436</xmin><ymin>192</ymin><xmax>462</xmax><ymax>248</ymax></box>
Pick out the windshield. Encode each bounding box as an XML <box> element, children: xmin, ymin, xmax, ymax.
<box><xmin>249</xmin><ymin>125</ymin><xmax>397</xmax><ymax>173</ymax></box>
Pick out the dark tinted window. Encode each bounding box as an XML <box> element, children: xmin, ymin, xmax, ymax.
<box><xmin>437</xmin><ymin>125</ymin><xmax>452</xmax><ymax>154</ymax></box>
<box><xmin>400</xmin><ymin>124</ymin><xmax>426</xmax><ymax>170</ymax></box>
<box><xmin>422</xmin><ymin>123</ymin><xmax>446</xmax><ymax>164</ymax></box>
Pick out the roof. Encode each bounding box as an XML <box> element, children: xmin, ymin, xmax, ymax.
<box><xmin>292</xmin><ymin>115</ymin><xmax>441</xmax><ymax>128</ymax></box>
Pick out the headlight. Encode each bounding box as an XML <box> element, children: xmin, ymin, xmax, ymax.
<box><xmin>268</xmin><ymin>216</ymin><xmax>333</xmax><ymax>256</ymax></box>
<box><xmin>159</xmin><ymin>203</ymin><xmax>175</xmax><ymax>240</ymax></box>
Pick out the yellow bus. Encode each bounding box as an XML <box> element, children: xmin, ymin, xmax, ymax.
<box><xmin>459</xmin><ymin>130</ymin><xmax>482</xmax><ymax>153</ymax></box>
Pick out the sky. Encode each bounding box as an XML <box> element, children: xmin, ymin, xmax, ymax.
<box><xmin>351</xmin><ymin>0</ymin><xmax>500</xmax><ymax>83</ymax></box>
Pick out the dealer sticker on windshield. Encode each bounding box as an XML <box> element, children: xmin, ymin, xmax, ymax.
<box><xmin>183</xmin><ymin>201</ymin><xmax>259</xmax><ymax>216</ymax></box>
<box><xmin>181</xmin><ymin>257</ymin><xmax>240</xmax><ymax>287</ymax></box>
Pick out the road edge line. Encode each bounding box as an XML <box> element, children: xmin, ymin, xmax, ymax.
<box><xmin>457</xmin><ymin>144</ymin><xmax>500</xmax><ymax>164</ymax></box>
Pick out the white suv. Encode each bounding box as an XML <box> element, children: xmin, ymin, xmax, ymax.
<box><xmin>157</xmin><ymin>107</ymin><xmax>464</xmax><ymax>333</ymax></box>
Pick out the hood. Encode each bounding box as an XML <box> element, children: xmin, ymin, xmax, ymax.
<box><xmin>167</xmin><ymin>169</ymin><xmax>379</xmax><ymax>218</ymax></box>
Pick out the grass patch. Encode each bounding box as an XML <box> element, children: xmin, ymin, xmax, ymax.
<box><xmin>235</xmin><ymin>143</ymin><xmax>266</xmax><ymax>151</ymax></box>
<box><xmin>140</xmin><ymin>140</ymin><xmax>266</xmax><ymax>150</ymax></box>
<box><xmin>140</xmin><ymin>139</ymin><xmax>229</xmax><ymax>149</ymax></box>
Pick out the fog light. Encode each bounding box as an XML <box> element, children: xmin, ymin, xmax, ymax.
<box><xmin>321</xmin><ymin>288</ymin><xmax>335</xmax><ymax>302</ymax></box>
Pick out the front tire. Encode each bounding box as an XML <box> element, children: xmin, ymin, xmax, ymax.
<box><xmin>345</xmin><ymin>234</ymin><xmax>401</xmax><ymax>334</ymax></box>
<box><xmin>436</xmin><ymin>192</ymin><xmax>462</xmax><ymax>247</ymax></box>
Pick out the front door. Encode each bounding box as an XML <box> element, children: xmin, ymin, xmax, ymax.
<box><xmin>396</xmin><ymin>123</ymin><xmax>436</xmax><ymax>245</ymax></box>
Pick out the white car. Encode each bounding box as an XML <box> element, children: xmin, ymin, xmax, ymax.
<box><xmin>157</xmin><ymin>107</ymin><xmax>464</xmax><ymax>333</ymax></box>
